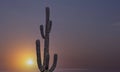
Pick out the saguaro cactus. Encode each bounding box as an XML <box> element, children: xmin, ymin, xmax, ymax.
<box><xmin>36</xmin><ymin>7</ymin><xmax>58</xmax><ymax>72</ymax></box>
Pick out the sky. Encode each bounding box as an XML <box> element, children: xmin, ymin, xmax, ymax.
<box><xmin>0</xmin><ymin>0</ymin><xmax>120</xmax><ymax>71</ymax></box>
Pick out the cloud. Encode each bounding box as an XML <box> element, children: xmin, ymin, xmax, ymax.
<box><xmin>112</xmin><ymin>22</ymin><xmax>120</xmax><ymax>26</ymax></box>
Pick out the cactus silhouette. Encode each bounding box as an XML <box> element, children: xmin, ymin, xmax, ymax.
<box><xmin>36</xmin><ymin>7</ymin><xmax>58</xmax><ymax>72</ymax></box>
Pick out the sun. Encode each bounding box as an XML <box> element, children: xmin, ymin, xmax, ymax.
<box><xmin>26</xmin><ymin>59</ymin><xmax>33</xmax><ymax>65</ymax></box>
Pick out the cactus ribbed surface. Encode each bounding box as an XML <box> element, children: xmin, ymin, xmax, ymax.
<box><xmin>36</xmin><ymin>7</ymin><xmax>58</xmax><ymax>72</ymax></box>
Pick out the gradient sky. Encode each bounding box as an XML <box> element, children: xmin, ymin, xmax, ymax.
<box><xmin>0</xmin><ymin>0</ymin><xmax>120</xmax><ymax>71</ymax></box>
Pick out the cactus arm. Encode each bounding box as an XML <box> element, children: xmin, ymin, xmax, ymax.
<box><xmin>36</xmin><ymin>40</ymin><xmax>44</xmax><ymax>71</ymax></box>
<box><xmin>47</xmin><ymin>20</ymin><xmax>52</xmax><ymax>33</ymax></box>
<box><xmin>49</xmin><ymin>54</ymin><xmax>58</xmax><ymax>72</ymax></box>
<box><xmin>40</xmin><ymin>25</ymin><xmax>45</xmax><ymax>39</ymax></box>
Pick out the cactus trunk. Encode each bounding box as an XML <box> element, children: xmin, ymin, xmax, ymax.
<box><xmin>36</xmin><ymin>7</ymin><xmax>58</xmax><ymax>72</ymax></box>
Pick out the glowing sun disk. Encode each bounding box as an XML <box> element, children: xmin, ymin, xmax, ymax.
<box><xmin>27</xmin><ymin>59</ymin><xmax>33</xmax><ymax>65</ymax></box>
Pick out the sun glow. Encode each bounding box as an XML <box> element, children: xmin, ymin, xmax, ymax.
<box><xmin>27</xmin><ymin>59</ymin><xmax>33</xmax><ymax>65</ymax></box>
